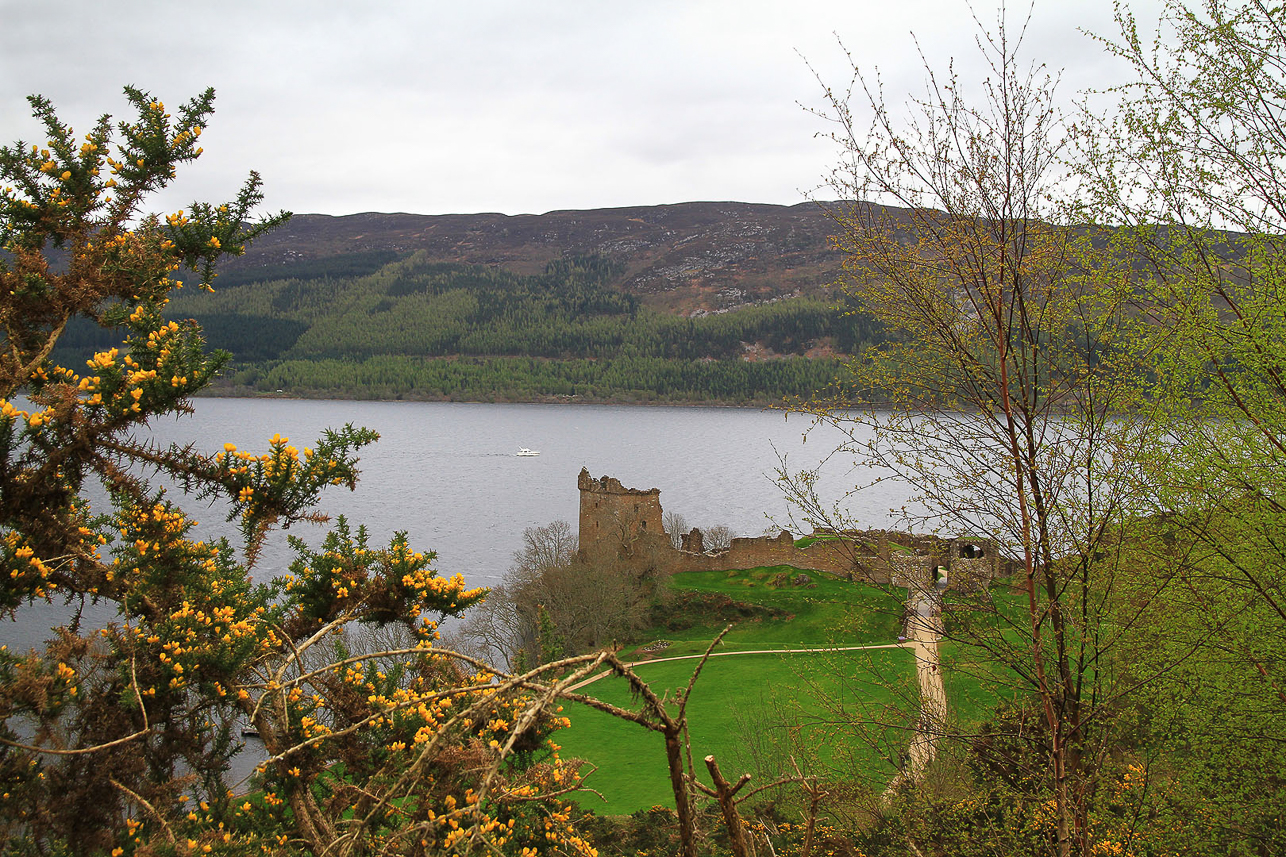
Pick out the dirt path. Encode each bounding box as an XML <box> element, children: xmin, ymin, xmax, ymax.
<box><xmin>886</xmin><ymin>589</ymin><xmax>946</xmax><ymax>793</ymax></box>
<box><xmin>906</xmin><ymin>591</ymin><xmax>946</xmax><ymax>770</ymax></box>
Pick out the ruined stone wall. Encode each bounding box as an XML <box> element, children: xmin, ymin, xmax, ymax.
<box><xmin>889</xmin><ymin>554</ymin><xmax>936</xmax><ymax>590</ymax></box>
<box><xmin>945</xmin><ymin>537</ymin><xmax>1004</xmax><ymax>590</ymax></box>
<box><xmin>575</xmin><ymin>469</ymin><xmax>1004</xmax><ymax>589</ymax></box>
<box><xmin>652</xmin><ymin>530</ymin><xmax>897</xmax><ymax>584</ymax></box>
<box><xmin>946</xmin><ymin>558</ymin><xmax>992</xmax><ymax>591</ymax></box>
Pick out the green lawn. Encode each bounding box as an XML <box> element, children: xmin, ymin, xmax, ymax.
<box><xmin>558</xmin><ymin>647</ymin><xmax>915</xmax><ymax>816</ymax></box>
<box><xmin>554</xmin><ymin>567</ymin><xmax>1026</xmax><ymax>815</ymax></box>
<box><xmin>556</xmin><ymin>566</ymin><xmax>913</xmax><ymax>815</ymax></box>
<box><xmin>939</xmin><ymin>640</ymin><xmax>1023</xmax><ymax>728</ymax></box>
<box><xmin>939</xmin><ymin>584</ymin><xmax>1039</xmax><ymax>728</ymax></box>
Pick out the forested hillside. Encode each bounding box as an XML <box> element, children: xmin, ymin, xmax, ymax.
<box><xmin>214</xmin><ymin>201</ymin><xmax>847</xmax><ymax>313</ymax></box>
<box><xmin>58</xmin><ymin>246</ymin><xmax>884</xmax><ymax>403</ymax></box>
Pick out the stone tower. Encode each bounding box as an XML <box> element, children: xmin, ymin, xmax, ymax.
<box><xmin>577</xmin><ymin>468</ymin><xmax>664</xmax><ymax>558</ymax></box>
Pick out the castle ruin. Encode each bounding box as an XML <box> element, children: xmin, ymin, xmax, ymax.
<box><xmin>576</xmin><ymin>468</ymin><xmax>1005</xmax><ymax>589</ymax></box>
<box><xmin>576</xmin><ymin>469</ymin><xmax>665</xmax><ymax>560</ymax></box>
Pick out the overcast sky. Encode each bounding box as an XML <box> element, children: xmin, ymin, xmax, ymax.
<box><xmin>0</xmin><ymin>1</ymin><xmax>1167</xmax><ymax>217</ymax></box>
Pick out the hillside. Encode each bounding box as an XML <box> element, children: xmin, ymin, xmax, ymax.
<box><xmin>49</xmin><ymin>202</ymin><xmax>883</xmax><ymax>404</ymax></box>
<box><xmin>219</xmin><ymin>201</ymin><xmax>848</xmax><ymax>316</ymax></box>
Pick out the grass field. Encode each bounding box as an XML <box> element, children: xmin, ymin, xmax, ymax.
<box><xmin>558</xmin><ymin>647</ymin><xmax>916</xmax><ymax>815</ymax></box>
<box><xmin>619</xmin><ymin>566</ymin><xmax>906</xmax><ymax>658</ymax></box>
<box><xmin>556</xmin><ymin>567</ymin><xmax>915</xmax><ymax>815</ymax></box>
<box><xmin>939</xmin><ymin>586</ymin><xmax>1030</xmax><ymax>726</ymax></box>
<box><xmin>939</xmin><ymin>640</ymin><xmax>1022</xmax><ymax>727</ymax></box>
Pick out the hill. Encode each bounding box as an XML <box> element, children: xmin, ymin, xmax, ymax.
<box><xmin>44</xmin><ymin>202</ymin><xmax>883</xmax><ymax>404</ymax></box>
<box><xmin>218</xmin><ymin>201</ymin><xmax>848</xmax><ymax>316</ymax></box>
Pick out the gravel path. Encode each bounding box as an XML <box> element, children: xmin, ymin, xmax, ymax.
<box><xmin>886</xmin><ymin>588</ymin><xmax>947</xmax><ymax>793</ymax></box>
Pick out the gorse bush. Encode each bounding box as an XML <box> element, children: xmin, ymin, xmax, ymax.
<box><xmin>0</xmin><ymin>88</ymin><xmax>600</xmax><ymax>857</ymax></box>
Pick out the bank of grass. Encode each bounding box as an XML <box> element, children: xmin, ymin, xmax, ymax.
<box><xmin>558</xmin><ymin>566</ymin><xmax>913</xmax><ymax>815</ymax></box>
<box><xmin>621</xmin><ymin>566</ymin><xmax>905</xmax><ymax>658</ymax></box>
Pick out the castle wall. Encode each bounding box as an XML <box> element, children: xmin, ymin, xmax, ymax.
<box><xmin>653</xmin><ymin>530</ymin><xmax>916</xmax><ymax>584</ymax></box>
<box><xmin>889</xmin><ymin>554</ymin><xmax>936</xmax><ymax>590</ymax></box>
<box><xmin>576</xmin><ymin>469</ymin><xmax>1004</xmax><ymax>589</ymax></box>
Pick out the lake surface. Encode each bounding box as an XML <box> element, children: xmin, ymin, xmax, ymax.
<box><xmin>1</xmin><ymin>399</ymin><xmax>913</xmax><ymax>649</ymax></box>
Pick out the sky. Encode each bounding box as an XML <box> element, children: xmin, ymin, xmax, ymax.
<box><xmin>0</xmin><ymin>0</ymin><xmax>1167</xmax><ymax>217</ymax></box>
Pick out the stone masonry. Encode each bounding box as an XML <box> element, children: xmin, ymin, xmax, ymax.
<box><xmin>577</xmin><ymin>468</ymin><xmax>665</xmax><ymax>561</ymax></box>
<box><xmin>576</xmin><ymin>468</ymin><xmax>1006</xmax><ymax>588</ymax></box>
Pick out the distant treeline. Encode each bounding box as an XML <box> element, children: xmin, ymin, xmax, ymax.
<box><xmin>56</xmin><ymin>252</ymin><xmax>882</xmax><ymax>404</ymax></box>
<box><xmin>223</xmin><ymin>354</ymin><xmax>845</xmax><ymax>404</ymax></box>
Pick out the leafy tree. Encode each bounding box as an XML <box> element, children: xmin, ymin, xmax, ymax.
<box><xmin>0</xmin><ymin>88</ymin><xmax>597</xmax><ymax>856</ymax></box>
<box><xmin>1072</xmin><ymin>1</ymin><xmax>1286</xmax><ymax>852</ymax></box>
<box><xmin>784</xmin><ymin>4</ymin><xmax>1286</xmax><ymax>855</ymax></box>
<box><xmin>786</xmin><ymin>15</ymin><xmax>1153</xmax><ymax>857</ymax></box>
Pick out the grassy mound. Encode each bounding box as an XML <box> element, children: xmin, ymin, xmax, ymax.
<box><xmin>627</xmin><ymin>566</ymin><xmax>905</xmax><ymax>659</ymax></box>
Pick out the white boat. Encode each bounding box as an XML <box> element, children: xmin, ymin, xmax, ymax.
<box><xmin>517</xmin><ymin>448</ymin><xmax>540</xmax><ymax>457</ymax></box>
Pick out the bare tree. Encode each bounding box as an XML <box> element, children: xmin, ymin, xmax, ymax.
<box><xmin>452</xmin><ymin>519</ymin><xmax>662</xmax><ymax>665</ymax></box>
<box><xmin>513</xmin><ymin>518</ymin><xmax>577</xmax><ymax>577</ymax></box>
<box><xmin>663</xmin><ymin>510</ymin><xmax>689</xmax><ymax>550</ymax></box>
<box><xmin>442</xmin><ymin>581</ymin><xmax>525</xmax><ymax>669</ymax></box>
<box><xmin>519</xmin><ymin>558</ymin><xmax>654</xmax><ymax>654</ymax></box>
<box><xmin>703</xmin><ymin>525</ymin><xmax>735</xmax><ymax>552</ymax></box>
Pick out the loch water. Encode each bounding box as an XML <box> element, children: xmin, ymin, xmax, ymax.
<box><xmin>0</xmin><ymin>398</ymin><xmax>914</xmax><ymax>650</ymax></box>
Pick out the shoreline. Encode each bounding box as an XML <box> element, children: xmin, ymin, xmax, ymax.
<box><xmin>196</xmin><ymin>386</ymin><xmax>810</xmax><ymax>410</ymax></box>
